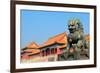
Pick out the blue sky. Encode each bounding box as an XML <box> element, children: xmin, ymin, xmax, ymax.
<box><xmin>20</xmin><ymin>10</ymin><xmax>90</xmax><ymax>48</ymax></box>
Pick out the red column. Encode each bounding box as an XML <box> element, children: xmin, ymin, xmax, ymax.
<box><xmin>57</xmin><ymin>47</ymin><xmax>62</xmax><ymax>55</ymax></box>
<box><xmin>48</xmin><ymin>49</ymin><xmax>50</xmax><ymax>55</ymax></box>
<box><xmin>42</xmin><ymin>51</ymin><xmax>45</xmax><ymax>56</ymax></box>
<box><xmin>49</xmin><ymin>49</ymin><xmax>51</xmax><ymax>55</ymax></box>
<box><xmin>54</xmin><ymin>48</ymin><xmax>57</xmax><ymax>54</ymax></box>
<box><xmin>42</xmin><ymin>51</ymin><xmax>43</xmax><ymax>56</ymax></box>
<box><xmin>44</xmin><ymin>50</ymin><xmax>46</xmax><ymax>56</ymax></box>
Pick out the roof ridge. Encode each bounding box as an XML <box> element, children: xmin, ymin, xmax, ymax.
<box><xmin>57</xmin><ymin>33</ymin><xmax>66</xmax><ymax>42</ymax></box>
<box><xmin>32</xmin><ymin>42</ymin><xmax>39</xmax><ymax>46</ymax></box>
<box><xmin>26</xmin><ymin>42</ymin><xmax>39</xmax><ymax>48</ymax></box>
<box><xmin>48</xmin><ymin>32</ymin><xmax>66</xmax><ymax>40</ymax></box>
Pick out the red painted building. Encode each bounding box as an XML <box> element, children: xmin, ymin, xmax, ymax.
<box><xmin>21</xmin><ymin>32</ymin><xmax>67</xmax><ymax>61</ymax></box>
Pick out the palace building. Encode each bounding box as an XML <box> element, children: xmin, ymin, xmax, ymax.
<box><xmin>21</xmin><ymin>32</ymin><xmax>67</xmax><ymax>62</ymax></box>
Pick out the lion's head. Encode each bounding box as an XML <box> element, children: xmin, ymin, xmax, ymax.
<box><xmin>68</xmin><ymin>18</ymin><xmax>83</xmax><ymax>33</ymax></box>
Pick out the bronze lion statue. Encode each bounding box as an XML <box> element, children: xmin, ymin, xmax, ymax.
<box><xmin>58</xmin><ymin>18</ymin><xmax>89</xmax><ymax>61</ymax></box>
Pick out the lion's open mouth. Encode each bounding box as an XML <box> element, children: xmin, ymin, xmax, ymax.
<box><xmin>69</xmin><ymin>28</ymin><xmax>76</xmax><ymax>33</ymax></box>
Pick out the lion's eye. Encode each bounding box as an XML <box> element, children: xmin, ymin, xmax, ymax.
<box><xmin>77</xmin><ymin>22</ymin><xmax>80</xmax><ymax>25</ymax></box>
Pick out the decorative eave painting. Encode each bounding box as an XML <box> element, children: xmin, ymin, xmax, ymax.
<box><xmin>11</xmin><ymin>0</ymin><xmax>97</xmax><ymax>73</ymax></box>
